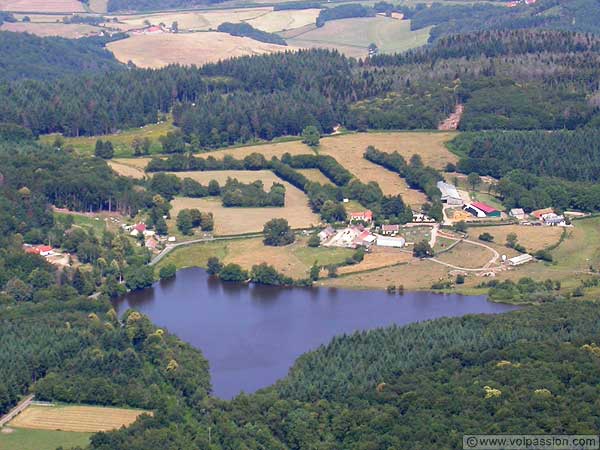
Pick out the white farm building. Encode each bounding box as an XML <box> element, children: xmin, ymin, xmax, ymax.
<box><xmin>437</xmin><ymin>181</ymin><xmax>463</xmax><ymax>205</ymax></box>
<box><xmin>376</xmin><ymin>236</ymin><xmax>406</xmax><ymax>248</ymax></box>
<box><xmin>507</xmin><ymin>254</ymin><xmax>533</xmax><ymax>266</ymax></box>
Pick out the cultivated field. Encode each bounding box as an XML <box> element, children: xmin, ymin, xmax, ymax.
<box><xmin>114</xmin><ymin>7</ymin><xmax>271</xmax><ymax>31</ymax></box>
<box><xmin>0</xmin><ymin>428</ymin><xmax>92</xmax><ymax>450</ymax></box>
<box><xmin>0</xmin><ymin>22</ymin><xmax>101</xmax><ymax>38</ymax></box>
<box><xmin>8</xmin><ymin>405</ymin><xmax>149</xmax><ymax>433</ymax></box>
<box><xmin>286</xmin><ymin>17</ymin><xmax>431</xmax><ymax>58</ymax></box>
<box><xmin>0</xmin><ymin>0</ymin><xmax>84</xmax><ymax>12</ymax></box>
<box><xmin>114</xmin><ymin>7</ymin><xmax>319</xmax><ymax>33</ymax></box>
<box><xmin>169</xmin><ymin>170</ymin><xmax>319</xmax><ymax>235</ymax></box>
<box><xmin>107</xmin><ymin>32</ymin><xmax>290</xmax><ymax>68</ymax></box>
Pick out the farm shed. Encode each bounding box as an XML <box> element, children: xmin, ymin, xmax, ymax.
<box><xmin>376</xmin><ymin>236</ymin><xmax>406</xmax><ymax>248</ymax></box>
<box><xmin>464</xmin><ymin>202</ymin><xmax>501</xmax><ymax>218</ymax></box>
<box><xmin>437</xmin><ymin>181</ymin><xmax>462</xmax><ymax>205</ymax></box>
<box><xmin>507</xmin><ymin>254</ymin><xmax>533</xmax><ymax>266</ymax></box>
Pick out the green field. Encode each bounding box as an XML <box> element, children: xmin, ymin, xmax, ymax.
<box><xmin>286</xmin><ymin>17</ymin><xmax>431</xmax><ymax>58</ymax></box>
<box><xmin>39</xmin><ymin>119</ymin><xmax>176</xmax><ymax>158</ymax></box>
<box><xmin>0</xmin><ymin>428</ymin><xmax>92</xmax><ymax>450</ymax></box>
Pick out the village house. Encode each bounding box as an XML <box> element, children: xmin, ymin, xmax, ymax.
<box><xmin>437</xmin><ymin>181</ymin><xmax>463</xmax><ymax>206</ymax></box>
<box><xmin>145</xmin><ymin>236</ymin><xmax>159</xmax><ymax>250</ymax></box>
<box><xmin>349</xmin><ymin>210</ymin><xmax>373</xmax><ymax>223</ymax></box>
<box><xmin>130</xmin><ymin>223</ymin><xmax>147</xmax><ymax>237</ymax></box>
<box><xmin>380</xmin><ymin>224</ymin><xmax>400</xmax><ymax>235</ymax></box>
<box><xmin>464</xmin><ymin>202</ymin><xmax>501</xmax><ymax>218</ymax></box>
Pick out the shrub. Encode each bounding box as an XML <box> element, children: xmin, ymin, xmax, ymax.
<box><xmin>159</xmin><ymin>264</ymin><xmax>177</xmax><ymax>280</ymax></box>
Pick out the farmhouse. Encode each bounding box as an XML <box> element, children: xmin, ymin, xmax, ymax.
<box><xmin>349</xmin><ymin>210</ymin><xmax>373</xmax><ymax>223</ymax></box>
<box><xmin>24</xmin><ymin>245</ymin><xmax>54</xmax><ymax>257</ymax></box>
<box><xmin>507</xmin><ymin>253</ymin><xmax>533</xmax><ymax>266</ymax></box>
<box><xmin>376</xmin><ymin>235</ymin><xmax>406</xmax><ymax>248</ymax></box>
<box><xmin>130</xmin><ymin>223</ymin><xmax>147</xmax><ymax>236</ymax></box>
<box><xmin>464</xmin><ymin>202</ymin><xmax>501</xmax><ymax>218</ymax></box>
<box><xmin>145</xmin><ymin>237</ymin><xmax>158</xmax><ymax>250</ymax></box>
<box><xmin>437</xmin><ymin>181</ymin><xmax>462</xmax><ymax>205</ymax></box>
<box><xmin>318</xmin><ymin>225</ymin><xmax>336</xmax><ymax>243</ymax></box>
<box><xmin>380</xmin><ymin>224</ymin><xmax>400</xmax><ymax>235</ymax></box>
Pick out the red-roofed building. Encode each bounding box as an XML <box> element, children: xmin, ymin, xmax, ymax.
<box><xmin>381</xmin><ymin>224</ymin><xmax>400</xmax><ymax>235</ymax></box>
<box><xmin>24</xmin><ymin>245</ymin><xmax>54</xmax><ymax>256</ymax></box>
<box><xmin>465</xmin><ymin>202</ymin><xmax>501</xmax><ymax>218</ymax></box>
<box><xmin>349</xmin><ymin>210</ymin><xmax>373</xmax><ymax>223</ymax></box>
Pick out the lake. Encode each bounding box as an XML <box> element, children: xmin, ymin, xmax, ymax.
<box><xmin>114</xmin><ymin>267</ymin><xmax>519</xmax><ymax>399</ymax></box>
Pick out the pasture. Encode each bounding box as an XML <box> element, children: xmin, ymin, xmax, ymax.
<box><xmin>0</xmin><ymin>428</ymin><xmax>91</xmax><ymax>450</ymax></box>
<box><xmin>156</xmin><ymin>236</ymin><xmax>353</xmax><ymax>279</ymax></box>
<box><xmin>0</xmin><ymin>0</ymin><xmax>84</xmax><ymax>12</ymax></box>
<box><xmin>0</xmin><ymin>22</ymin><xmax>101</xmax><ymax>38</ymax></box>
<box><xmin>169</xmin><ymin>170</ymin><xmax>319</xmax><ymax>235</ymax></box>
<box><xmin>473</xmin><ymin>225</ymin><xmax>564</xmax><ymax>253</ymax></box>
<box><xmin>8</xmin><ymin>405</ymin><xmax>149</xmax><ymax>433</ymax></box>
<box><xmin>285</xmin><ymin>17</ymin><xmax>431</xmax><ymax>58</ymax></box>
<box><xmin>107</xmin><ymin>32</ymin><xmax>289</xmax><ymax>68</ymax></box>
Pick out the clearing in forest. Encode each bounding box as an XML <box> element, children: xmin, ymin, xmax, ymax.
<box><xmin>285</xmin><ymin>17</ymin><xmax>431</xmax><ymax>58</ymax></box>
<box><xmin>8</xmin><ymin>405</ymin><xmax>150</xmax><ymax>433</ymax></box>
<box><xmin>169</xmin><ymin>170</ymin><xmax>319</xmax><ymax>235</ymax></box>
<box><xmin>107</xmin><ymin>32</ymin><xmax>289</xmax><ymax>68</ymax></box>
<box><xmin>0</xmin><ymin>0</ymin><xmax>84</xmax><ymax>12</ymax></box>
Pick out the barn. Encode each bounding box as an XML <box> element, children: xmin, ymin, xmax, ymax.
<box><xmin>464</xmin><ymin>202</ymin><xmax>501</xmax><ymax>218</ymax></box>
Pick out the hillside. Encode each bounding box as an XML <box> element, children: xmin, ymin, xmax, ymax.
<box><xmin>0</xmin><ymin>31</ymin><xmax>124</xmax><ymax>82</ymax></box>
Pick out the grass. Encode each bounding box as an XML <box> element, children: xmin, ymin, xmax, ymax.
<box><xmin>470</xmin><ymin>191</ymin><xmax>505</xmax><ymax>211</ymax></box>
<box><xmin>471</xmin><ymin>225</ymin><xmax>563</xmax><ymax>254</ymax></box>
<box><xmin>0</xmin><ymin>22</ymin><xmax>101</xmax><ymax>38</ymax></box>
<box><xmin>0</xmin><ymin>428</ymin><xmax>92</xmax><ymax>450</ymax></box>
<box><xmin>39</xmin><ymin>119</ymin><xmax>175</xmax><ymax>158</ymax></box>
<box><xmin>286</xmin><ymin>17</ymin><xmax>431</xmax><ymax>58</ymax></box>
<box><xmin>0</xmin><ymin>0</ymin><xmax>85</xmax><ymax>13</ymax></box>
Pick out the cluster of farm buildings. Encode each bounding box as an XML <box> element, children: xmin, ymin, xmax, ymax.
<box><xmin>438</xmin><ymin>180</ymin><xmax>569</xmax><ymax>226</ymax></box>
<box><xmin>123</xmin><ymin>222</ymin><xmax>176</xmax><ymax>250</ymax></box>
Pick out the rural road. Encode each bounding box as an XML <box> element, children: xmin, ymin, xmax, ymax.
<box><xmin>0</xmin><ymin>394</ymin><xmax>34</xmax><ymax>427</ymax></box>
<box><xmin>149</xmin><ymin>233</ymin><xmax>263</xmax><ymax>266</ymax></box>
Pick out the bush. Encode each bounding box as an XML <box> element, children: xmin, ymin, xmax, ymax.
<box><xmin>218</xmin><ymin>264</ymin><xmax>248</xmax><ymax>282</ymax></box>
<box><xmin>308</xmin><ymin>233</ymin><xmax>321</xmax><ymax>247</ymax></box>
<box><xmin>479</xmin><ymin>232</ymin><xmax>494</xmax><ymax>242</ymax></box>
<box><xmin>456</xmin><ymin>274</ymin><xmax>465</xmax><ymax>284</ymax></box>
<box><xmin>413</xmin><ymin>240</ymin><xmax>434</xmax><ymax>258</ymax></box>
<box><xmin>207</xmin><ymin>257</ymin><xmax>223</xmax><ymax>275</ymax></box>
<box><xmin>263</xmin><ymin>218</ymin><xmax>295</xmax><ymax>247</ymax></box>
<box><xmin>534</xmin><ymin>249</ymin><xmax>553</xmax><ymax>262</ymax></box>
<box><xmin>159</xmin><ymin>264</ymin><xmax>177</xmax><ymax>280</ymax></box>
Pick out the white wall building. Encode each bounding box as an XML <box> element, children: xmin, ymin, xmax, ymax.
<box><xmin>507</xmin><ymin>254</ymin><xmax>533</xmax><ymax>266</ymax></box>
<box><xmin>376</xmin><ymin>236</ymin><xmax>406</xmax><ymax>248</ymax></box>
<box><xmin>437</xmin><ymin>181</ymin><xmax>463</xmax><ymax>205</ymax></box>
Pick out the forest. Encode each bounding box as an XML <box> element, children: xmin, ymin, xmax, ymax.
<box><xmin>0</xmin><ymin>29</ymin><xmax>599</xmax><ymax>141</ymax></box>
<box><xmin>0</xmin><ymin>31</ymin><xmax>124</xmax><ymax>82</ymax></box>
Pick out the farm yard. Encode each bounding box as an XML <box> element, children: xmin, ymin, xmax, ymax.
<box><xmin>7</xmin><ymin>404</ymin><xmax>150</xmax><ymax>433</ymax></box>
<box><xmin>107</xmin><ymin>32</ymin><xmax>290</xmax><ymax>68</ymax></box>
<box><xmin>285</xmin><ymin>17</ymin><xmax>432</xmax><ymax>58</ymax></box>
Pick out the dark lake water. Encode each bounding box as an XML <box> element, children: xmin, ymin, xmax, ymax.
<box><xmin>114</xmin><ymin>267</ymin><xmax>519</xmax><ymax>399</ymax></box>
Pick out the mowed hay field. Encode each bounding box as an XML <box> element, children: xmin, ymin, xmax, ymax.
<box><xmin>285</xmin><ymin>17</ymin><xmax>431</xmax><ymax>58</ymax></box>
<box><xmin>108</xmin><ymin>160</ymin><xmax>146</xmax><ymax>179</ymax></box>
<box><xmin>169</xmin><ymin>170</ymin><xmax>319</xmax><ymax>234</ymax></box>
<box><xmin>9</xmin><ymin>405</ymin><xmax>150</xmax><ymax>433</ymax></box>
<box><xmin>0</xmin><ymin>0</ymin><xmax>84</xmax><ymax>12</ymax></box>
<box><xmin>0</xmin><ymin>22</ymin><xmax>101</xmax><ymax>38</ymax></box>
<box><xmin>107</xmin><ymin>32</ymin><xmax>290</xmax><ymax>68</ymax></box>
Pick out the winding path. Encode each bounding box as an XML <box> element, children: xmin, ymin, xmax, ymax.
<box><xmin>429</xmin><ymin>230</ymin><xmax>501</xmax><ymax>272</ymax></box>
